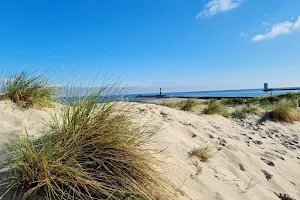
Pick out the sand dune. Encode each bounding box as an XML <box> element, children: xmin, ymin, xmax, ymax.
<box><xmin>130</xmin><ymin>102</ymin><xmax>300</xmax><ymax>200</ymax></box>
<box><xmin>0</xmin><ymin>101</ymin><xmax>300</xmax><ymax>200</ymax></box>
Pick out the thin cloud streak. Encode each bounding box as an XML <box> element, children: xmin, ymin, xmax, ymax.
<box><xmin>253</xmin><ymin>16</ymin><xmax>300</xmax><ymax>42</ymax></box>
<box><xmin>196</xmin><ymin>0</ymin><xmax>242</xmax><ymax>18</ymax></box>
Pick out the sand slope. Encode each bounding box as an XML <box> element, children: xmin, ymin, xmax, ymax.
<box><xmin>0</xmin><ymin>101</ymin><xmax>300</xmax><ymax>200</ymax></box>
<box><xmin>130</xmin><ymin>103</ymin><xmax>300</xmax><ymax>200</ymax></box>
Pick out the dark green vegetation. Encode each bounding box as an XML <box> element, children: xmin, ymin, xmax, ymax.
<box><xmin>202</xmin><ymin>100</ymin><xmax>229</xmax><ymax>117</ymax></box>
<box><xmin>0</xmin><ymin>86</ymin><xmax>174</xmax><ymax>199</ymax></box>
<box><xmin>1</xmin><ymin>71</ymin><xmax>56</xmax><ymax>109</ymax></box>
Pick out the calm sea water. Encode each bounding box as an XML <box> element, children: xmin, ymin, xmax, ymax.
<box><xmin>125</xmin><ymin>88</ymin><xmax>300</xmax><ymax>101</ymax></box>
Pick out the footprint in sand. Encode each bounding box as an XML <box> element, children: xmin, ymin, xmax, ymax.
<box><xmin>261</xmin><ymin>170</ymin><xmax>273</xmax><ymax>181</ymax></box>
<box><xmin>253</xmin><ymin>140</ymin><xmax>263</xmax><ymax>145</ymax></box>
<box><xmin>238</xmin><ymin>163</ymin><xmax>246</xmax><ymax>171</ymax></box>
<box><xmin>276</xmin><ymin>193</ymin><xmax>296</xmax><ymax>200</ymax></box>
<box><xmin>261</xmin><ymin>158</ymin><xmax>275</xmax><ymax>166</ymax></box>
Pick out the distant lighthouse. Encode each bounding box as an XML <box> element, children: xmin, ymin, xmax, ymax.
<box><xmin>264</xmin><ymin>83</ymin><xmax>269</xmax><ymax>91</ymax></box>
<box><xmin>160</xmin><ymin>88</ymin><xmax>162</xmax><ymax>96</ymax></box>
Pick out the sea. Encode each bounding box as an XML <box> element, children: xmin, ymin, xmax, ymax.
<box><xmin>124</xmin><ymin>88</ymin><xmax>300</xmax><ymax>102</ymax></box>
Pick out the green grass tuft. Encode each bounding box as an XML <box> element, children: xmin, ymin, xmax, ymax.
<box><xmin>202</xmin><ymin>100</ymin><xmax>229</xmax><ymax>117</ymax></box>
<box><xmin>0</xmin><ymin>86</ymin><xmax>174</xmax><ymax>199</ymax></box>
<box><xmin>1</xmin><ymin>71</ymin><xmax>56</xmax><ymax>109</ymax></box>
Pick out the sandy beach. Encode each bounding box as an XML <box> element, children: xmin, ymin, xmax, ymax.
<box><xmin>1</xmin><ymin>100</ymin><xmax>299</xmax><ymax>200</ymax></box>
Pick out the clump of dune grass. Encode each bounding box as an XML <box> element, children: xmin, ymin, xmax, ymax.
<box><xmin>202</xmin><ymin>100</ymin><xmax>229</xmax><ymax>117</ymax></box>
<box><xmin>189</xmin><ymin>145</ymin><xmax>214</xmax><ymax>162</ymax></box>
<box><xmin>1</xmin><ymin>71</ymin><xmax>56</xmax><ymax>109</ymax></box>
<box><xmin>161</xmin><ymin>100</ymin><xmax>185</xmax><ymax>108</ymax></box>
<box><xmin>181</xmin><ymin>99</ymin><xmax>199</xmax><ymax>111</ymax></box>
<box><xmin>231</xmin><ymin>105</ymin><xmax>261</xmax><ymax>119</ymax></box>
<box><xmin>267</xmin><ymin>100</ymin><xmax>300</xmax><ymax>123</ymax></box>
<box><xmin>0</xmin><ymin>86</ymin><xmax>174</xmax><ymax>199</ymax></box>
<box><xmin>161</xmin><ymin>99</ymin><xmax>199</xmax><ymax>112</ymax></box>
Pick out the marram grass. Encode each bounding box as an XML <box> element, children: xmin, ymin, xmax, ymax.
<box><xmin>202</xmin><ymin>100</ymin><xmax>229</xmax><ymax>117</ymax></box>
<box><xmin>1</xmin><ymin>71</ymin><xmax>56</xmax><ymax>109</ymax></box>
<box><xmin>0</xmin><ymin>86</ymin><xmax>175</xmax><ymax>200</ymax></box>
<box><xmin>231</xmin><ymin>105</ymin><xmax>261</xmax><ymax>119</ymax></box>
<box><xmin>267</xmin><ymin>100</ymin><xmax>300</xmax><ymax>123</ymax></box>
<box><xmin>161</xmin><ymin>99</ymin><xmax>199</xmax><ymax>112</ymax></box>
<box><xmin>181</xmin><ymin>99</ymin><xmax>199</xmax><ymax>112</ymax></box>
<box><xmin>189</xmin><ymin>145</ymin><xmax>214</xmax><ymax>163</ymax></box>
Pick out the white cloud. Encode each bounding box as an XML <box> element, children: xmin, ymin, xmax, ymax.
<box><xmin>196</xmin><ymin>0</ymin><xmax>242</xmax><ymax>18</ymax></box>
<box><xmin>252</xmin><ymin>16</ymin><xmax>300</xmax><ymax>42</ymax></box>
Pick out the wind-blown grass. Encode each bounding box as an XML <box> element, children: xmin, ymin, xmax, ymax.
<box><xmin>1</xmin><ymin>71</ymin><xmax>56</xmax><ymax>109</ymax></box>
<box><xmin>266</xmin><ymin>100</ymin><xmax>300</xmax><ymax>123</ymax></box>
<box><xmin>0</xmin><ymin>86</ymin><xmax>174</xmax><ymax>199</ymax></box>
<box><xmin>202</xmin><ymin>100</ymin><xmax>229</xmax><ymax>117</ymax></box>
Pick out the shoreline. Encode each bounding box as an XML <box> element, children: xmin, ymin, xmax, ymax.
<box><xmin>135</xmin><ymin>94</ymin><xmax>256</xmax><ymax>100</ymax></box>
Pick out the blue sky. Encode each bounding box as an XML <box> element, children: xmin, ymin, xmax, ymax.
<box><xmin>0</xmin><ymin>0</ymin><xmax>300</xmax><ymax>94</ymax></box>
